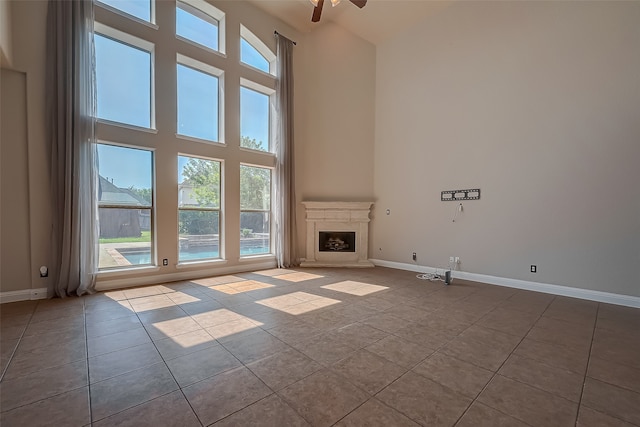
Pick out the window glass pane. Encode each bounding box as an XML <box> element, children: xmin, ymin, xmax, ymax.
<box><xmin>241</xmin><ymin>38</ymin><xmax>269</xmax><ymax>73</ymax></box>
<box><xmin>240</xmin><ymin>165</ymin><xmax>270</xmax><ymax>255</ymax></box>
<box><xmin>97</xmin><ymin>0</ymin><xmax>151</xmax><ymax>22</ymax></box>
<box><xmin>240</xmin><ymin>212</ymin><xmax>270</xmax><ymax>255</ymax></box>
<box><xmin>95</xmin><ymin>34</ymin><xmax>151</xmax><ymax>128</ymax></box>
<box><xmin>98</xmin><ymin>144</ymin><xmax>152</xmax><ymax>207</ymax></box>
<box><xmin>97</xmin><ymin>144</ymin><xmax>153</xmax><ymax>270</ymax></box>
<box><xmin>99</xmin><ymin>208</ymin><xmax>152</xmax><ymax>268</ymax></box>
<box><xmin>178</xmin><ymin>211</ymin><xmax>220</xmax><ymax>261</ymax></box>
<box><xmin>178</xmin><ymin>156</ymin><xmax>221</xmax><ymax>262</ymax></box>
<box><xmin>177</xmin><ymin>64</ymin><xmax>219</xmax><ymax>141</ymax></box>
<box><xmin>178</xmin><ymin>156</ymin><xmax>220</xmax><ymax>208</ymax></box>
<box><xmin>240</xmin><ymin>87</ymin><xmax>269</xmax><ymax>152</ymax></box>
<box><xmin>176</xmin><ymin>3</ymin><xmax>218</xmax><ymax>51</ymax></box>
<box><xmin>240</xmin><ymin>165</ymin><xmax>271</xmax><ymax>210</ymax></box>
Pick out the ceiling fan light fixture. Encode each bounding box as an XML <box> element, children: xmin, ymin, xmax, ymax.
<box><xmin>330</xmin><ymin>0</ymin><xmax>341</xmax><ymax>6</ymax></box>
<box><xmin>309</xmin><ymin>0</ymin><xmax>319</xmax><ymax>6</ymax></box>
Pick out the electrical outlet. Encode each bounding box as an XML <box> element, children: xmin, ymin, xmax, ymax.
<box><xmin>39</xmin><ymin>266</ymin><xmax>48</xmax><ymax>277</ymax></box>
<box><xmin>163</xmin><ymin>259</ymin><xmax>169</xmax><ymax>266</ymax></box>
<box><xmin>530</xmin><ymin>265</ymin><xmax>537</xmax><ymax>273</ymax></box>
<box><xmin>412</xmin><ymin>252</ymin><xmax>417</xmax><ymax>261</ymax></box>
<box><xmin>449</xmin><ymin>256</ymin><xmax>455</xmax><ymax>263</ymax></box>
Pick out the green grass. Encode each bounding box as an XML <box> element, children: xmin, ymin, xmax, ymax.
<box><xmin>99</xmin><ymin>230</ymin><xmax>151</xmax><ymax>244</ymax></box>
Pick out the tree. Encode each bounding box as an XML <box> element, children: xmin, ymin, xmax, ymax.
<box><xmin>241</xmin><ymin>136</ymin><xmax>266</xmax><ymax>151</ymax></box>
<box><xmin>128</xmin><ymin>187</ymin><xmax>152</xmax><ymax>204</ymax></box>
<box><xmin>181</xmin><ymin>158</ymin><xmax>220</xmax><ymax>207</ymax></box>
<box><xmin>179</xmin><ymin>138</ymin><xmax>271</xmax><ymax>235</ymax></box>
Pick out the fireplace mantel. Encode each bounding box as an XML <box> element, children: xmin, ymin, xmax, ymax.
<box><xmin>300</xmin><ymin>201</ymin><xmax>374</xmax><ymax>268</ymax></box>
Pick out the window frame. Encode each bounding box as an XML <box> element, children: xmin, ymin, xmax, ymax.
<box><xmin>97</xmin><ymin>141</ymin><xmax>156</xmax><ymax>271</ymax></box>
<box><xmin>239</xmin><ymin>78</ymin><xmax>275</xmax><ymax>153</ymax></box>
<box><xmin>239</xmin><ymin>164</ymin><xmax>273</xmax><ymax>258</ymax></box>
<box><xmin>94</xmin><ymin>22</ymin><xmax>156</xmax><ymax>131</ymax></box>
<box><xmin>176</xmin><ymin>53</ymin><xmax>225</xmax><ymax>145</ymax></box>
<box><xmin>95</xmin><ymin>0</ymin><xmax>156</xmax><ymax>26</ymax></box>
<box><xmin>176</xmin><ymin>0</ymin><xmax>226</xmax><ymax>55</ymax></box>
<box><xmin>177</xmin><ymin>154</ymin><xmax>224</xmax><ymax>264</ymax></box>
<box><xmin>239</xmin><ymin>24</ymin><xmax>276</xmax><ymax>76</ymax></box>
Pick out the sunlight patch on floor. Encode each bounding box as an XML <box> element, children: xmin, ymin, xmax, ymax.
<box><xmin>209</xmin><ymin>280</ymin><xmax>274</xmax><ymax>295</ymax></box>
<box><xmin>276</xmin><ymin>272</ymin><xmax>325</xmax><ymax>282</ymax></box>
<box><xmin>256</xmin><ymin>291</ymin><xmax>341</xmax><ymax>315</ymax></box>
<box><xmin>166</xmin><ymin>292</ymin><xmax>203</xmax><ymax>304</ymax></box>
<box><xmin>321</xmin><ymin>280</ymin><xmax>388</xmax><ymax>296</ymax></box>
<box><xmin>160</xmin><ymin>329</ymin><xmax>217</xmax><ymax>350</ymax></box>
<box><xmin>252</xmin><ymin>268</ymin><xmax>297</xmax><ymax>277</ymax></box>
<box><xmin>189</xmin><ymin>275</ymin><xmax>246</xmax><ymax>287</ymax></box>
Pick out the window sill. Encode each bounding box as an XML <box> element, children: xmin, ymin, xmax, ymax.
<box><xmin>176</xmin><ymin>259</ymin><xmax>228</xmax><ymax>269</ymax></box>
<box><xmin>176</xmin><ymin>133</ymin><xmax>226</xmax><ymax>146</ymax></box>
<box><xmin>97</xmin><ymin>265</ymin><xmax>161</xmax><ymax>278</ymax></box>
<box><xmin>238</xmin><ymin>254</ymin><xmax>275</xmax><ymax>263</ymax></box>
<box><xmin>97</xmin><ymin>119</ymin><xmax>157</xmax><ymax>134</ymax></box>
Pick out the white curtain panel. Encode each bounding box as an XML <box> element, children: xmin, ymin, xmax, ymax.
<box><xmin>274</xmin><ymin>33</ymin><xmax>298</xmax><ymax>268</ymax></box>
<box><xmin>46</xmin><ymin>0</ymin><xmax>99</xmax><ymax>296</ymax></box>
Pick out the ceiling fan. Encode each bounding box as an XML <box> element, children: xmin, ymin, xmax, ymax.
<box><xmin>310</xmin><ymin>0</ymin><xmax>367</xmax><ymax>23</ymax></box>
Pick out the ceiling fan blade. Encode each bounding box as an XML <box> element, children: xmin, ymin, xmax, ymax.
<box><xmin>312</xmin><ymin>0</ymin><xmax>324</xmax><ymax>22</ymax></box>
<box><xmin>349</xmin><ymin>0</ymin><xmax>367</xmax><ymax>8</ymax></box>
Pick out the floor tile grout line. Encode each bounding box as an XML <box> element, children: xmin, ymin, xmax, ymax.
<box><xmin>0</xmin><ymin>305</ymin><xmax>35</xmax><ymax>383</ymax></box>
<box><xmin>103</xmin><ymin>294</ymin><xmax>204</xmax><ymax>426</ymax></box>
<box><xmin>3</xmin><ymin>271</ymin><xmax>638</xmax><ymax>426</ymax></box>
<box><xmin>0</xmin><ymin>301</ymin><xmax>90</xmax><ymax>417</ymax></box>
<box><xmin>450</xmin><ymin>294</ymin><xmax>557</xmax><ymax>427</ymax></box>
<box><xmin>83</xmin><ymin>296</ymin><xmax>94</xmax><ymax>425</ymax></box>
<box><xmin>573</xmin><ymin>302</ymin><xmax>604</xmax><ymax>427</ymax></box>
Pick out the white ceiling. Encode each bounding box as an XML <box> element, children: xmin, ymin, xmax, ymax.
<box><xmin>246</xmin><ymin>0</ymin><xmax>452</xmax><ymax>45</ymax></box>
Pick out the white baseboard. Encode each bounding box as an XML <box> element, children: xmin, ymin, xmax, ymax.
<box><xmin>0</xmin><ymin>287</ymin><xmax>48</xmax><ymax>304</ymax></box>
<box><xmin>370</xmin><ymin>259</ymin><xmax>640</xmax><ymax>309</ymax></box>
<box><xmin>96</xmin><ymin>260</ymin><xmax>277</xmax><ymax>291</ymax></box>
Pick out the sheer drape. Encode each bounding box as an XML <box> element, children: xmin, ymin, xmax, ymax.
<box><xmin>274</xmin><ymin>34</ymin><xmax>298</xmax><ymax>268</ymax></box>
<box><xmin>46</xmin><ymin>0</ymin><xmax>99</xmax><ymax>296</ymax></box>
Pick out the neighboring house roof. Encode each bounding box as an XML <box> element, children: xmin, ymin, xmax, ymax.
<box><xmin>99</xmin><ymin>175</ymin><xmax>149</xmax><ymax>206</ymax></box>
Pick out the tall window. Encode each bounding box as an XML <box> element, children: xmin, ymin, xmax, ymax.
<box><xmin>95</xmin><ymin>27</ymin><xmax>153</xmax><ymax>129</ymax></box>
<box><xmin>94</xmin><ymin>0</ymin><xmax>276</xmax><ymax>274</ymax></box>
<box><xmin>97</xmin><ymin>144</ymin><xmax>154</xmax><ymax>269</ymax></box>
<box><xmin>240</xmin><ymin>165</ymin><xmax>271</xmax><ymax>256</ymax></box>
<box><xmin>240</xmin><ymin>82</ymin><xmax>272</xmax><ymax>152</ymax></box>
<box><xmin>178</xmin><ymin>156</ymin><xmax>222</xmax><ymax>262</ymax></box>
<box><xmin>176</xmin><ymin>57</ymin><xmax>222</xmax><ymax>142</ymax></box>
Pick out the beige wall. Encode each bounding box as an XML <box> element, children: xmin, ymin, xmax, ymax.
<box><xmin>373</xmin><ymin>1</ymin><xmax>640</xmax><ymax>297</ymax></box>
<box><xmin>0</xmin><ymin>0</ymin><xmax>12</xmax><ymax>67</ymax></box>
<box><xmin>297</xmin><ymin>22</ymin><xmax>375</xmax><ymax>201</ymax></box>
<box><xmin>296</xmin><ymin>21</ymin><xmax>376</xmax><ymax>253</ymax></box>
<box><xmin>1</xmin><ymin>69</ymin><xmax>31</xmax><ymax>292</ymax></box>
<box><xmin>0</xmin><ymin>0</ymin><xmax>50</xmax><ymax>295</ymax></box>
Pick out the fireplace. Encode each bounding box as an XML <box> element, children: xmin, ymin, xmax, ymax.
<box><xmin>301</xmin><ymin>201</ymin><xmax>374</xmax><ymax>268</ymax></box>
<box><xmin>319</xmin><ymin>231</ymin><xmax>356</xmax><ymax>252</ymax></box>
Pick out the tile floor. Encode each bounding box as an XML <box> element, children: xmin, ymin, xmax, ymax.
<box><xmin>1</xmin><ymin>267</ymin><xmax>639</xmax><ymax>426</ymax></box>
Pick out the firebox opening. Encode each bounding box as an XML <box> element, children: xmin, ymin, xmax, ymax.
<box><xmin>319</xmin><ymin>231</ymin><xmax>356</xmax><ymax>252</ymax></box>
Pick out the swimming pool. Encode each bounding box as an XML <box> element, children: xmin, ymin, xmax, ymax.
<box><xmin>119</xmin><ymin>245</ymin><xmax>270</xmax><ymax>265</ymax></box>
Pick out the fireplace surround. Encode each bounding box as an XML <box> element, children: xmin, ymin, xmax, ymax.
<box><xmin>301</xmin><ymin>201</ymin><xmax>374</xmax><ymax>267</ymax></box>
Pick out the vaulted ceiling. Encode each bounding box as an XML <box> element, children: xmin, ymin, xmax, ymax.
<box><xmin>246</xmin><ymin>0</ymin><xmax>452</xmax><ymax>45</ymax></box>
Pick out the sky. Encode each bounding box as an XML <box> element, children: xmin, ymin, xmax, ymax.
<box><xmin>95</xmin><ymin>0</ymin><xmax>272</xmax><ymax>189</ymax></box>
<box><xmin>97</xmin><ymin>144</ymin><xmax>152</xmax><ymax>193</ymax></box>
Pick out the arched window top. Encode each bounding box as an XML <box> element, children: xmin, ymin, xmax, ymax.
<box><xmin>177</xmin><ymin>0</ymin><xmax>226</xmax><ymax>54</ymax></box>
<box><xmin>240</xmin><ymin>25</ymin><xmax>275</xmax><ymax>76</ymax></box>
